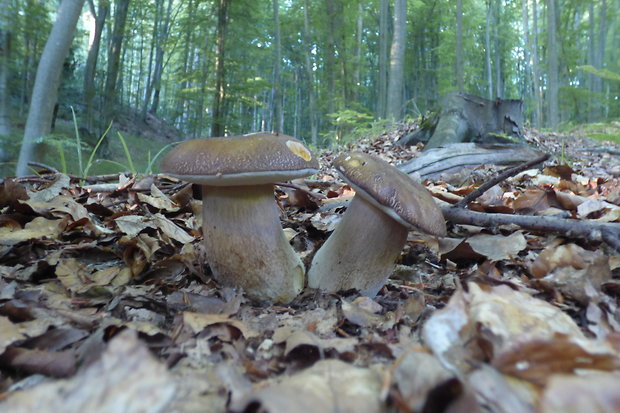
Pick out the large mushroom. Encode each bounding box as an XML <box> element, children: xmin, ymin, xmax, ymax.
<box><xmin>308</xmin><ymin>151</ymin><xmax>446</xmax><ymax>296</ymax></box>
<box><xmin>160</xmin><ymin>132</ymin><xmax>319</xmax><ymax>304</ymax></box>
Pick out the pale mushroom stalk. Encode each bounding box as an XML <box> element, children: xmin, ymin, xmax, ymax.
<box><xmin>160</xmin><ymin>133</ymin><xmax>318</xmax><ymax>304</ymax></box>
<box><xmin>307</xmin><ymin>195</ymin><xmax>408</xmax><ymax>296</ymax></box>
<box><xmin>202</xmin><ymin>184</ymin><xmax>304</xmax><ymax>304</ymax></box>
<box><xmin>307</xmin><ymin>151</ymin><xmax>446</xmax><ymax>297</ymax></box>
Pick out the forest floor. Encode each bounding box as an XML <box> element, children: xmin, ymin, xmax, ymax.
<box><xmin>0</xmin><ymin>126</ymin><xmax>619</xmax><ymax>412</ymax></box>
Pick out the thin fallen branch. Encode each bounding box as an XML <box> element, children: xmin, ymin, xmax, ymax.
<box><xmin>27</xmin><ymin>161</ymin><xmax>60</xmax><ymax>174</ymax></box>
<box><xmin>454</xmin><ymin>153</ymin><xmax>551</xmax><ymax>208</ymax></box>
<box><xmin>276</xmin><ymin>182</ymin><xmax>327</xmax><ymax>200</ymax></box>
<box><xmin>441</xmin><ymin>206</ymin><xmax>620</xmax><ymax>253</ymax></box>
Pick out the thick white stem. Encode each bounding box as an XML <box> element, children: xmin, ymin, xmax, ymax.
<box><xmin>307</xmin><ymin>196</ymin><xmax>408</xmax><ymax>296</ymax></box>
<box><xmin>202</xmin><ymin>185</ymin><xmax>304</xmax><ymax>304</ymax></box>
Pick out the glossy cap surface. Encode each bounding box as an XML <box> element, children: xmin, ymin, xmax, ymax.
<box><xmin>334</xmin><ymin>151</ymin><xmax>446</xmax><ymax>236</ymax></box>
<box><xmin>161</xmin><ymin>132</ymin><xmax>319</xmax><ymax>186</ymax></box>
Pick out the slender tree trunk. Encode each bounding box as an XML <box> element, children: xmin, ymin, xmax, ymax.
<box><xmin>587</xmin><ymin>2</ymin><xmax>596</xmax><ymax>122</ymax></box>
<box><xmin>531</xmin><ymin>0</ymin><xmax>542</xmax><ymax>127</ymax></box>
<box><xmin>302</xmin><ymin>0</ymin><xmax>318</xmax><ymax>145</ymax></box>
<box><xmin>521</xmin><ymin>0</ymin><xmax>531</xmax><ymax>118</ymax></box>
<box><xmin>83</xmin><ymin>0</ymin><xmax>109</xmax><ymax>133</ymax></box>
<box><xmin>485</xmin><ymin>0</ymin><xmax>493</xmax><ymax>99</ymax></box>
<box><xmin>547</xmin><ymin>0</ymin><xmax>559</xmax><ymax>128</ymax></box>
<box><xmin>142</xmin><ymin>9</ymin><xmax>156</xmax><ymax>119</ymax></box>
<box><xmin>455</xmin><ymin>0</ymin><xmax>463</xmax><ymax>91</ymax></box>
<box><xmin>0</xmin><ymin>0</ymin><xmax>11</xmax><ymax>139</ymax></box>
<box><xmin>493</xmin><ymin>0</ymin><xmax>503</xmax><ymax>98</ymax></box>
<box><xmin>15</xmin><ymin>0</ymin><xmax>85</xmax><ymax>176</ymax></box>
<box><xmin>591</xmin><ymin>0</ymin><xmax>607</xmax><ymax>120</ymax></box>
<box><xmin>386</xmin><ymin>0</ymin><xmax>406</xmax><ymax>120</ymax></box>
<box><xmin>353</xmin><ymin>1</ymin><xmax>363</xmax><ymax>102</ymax></box>
<box><xmin>149</xmin><ymin>0</ymin><xmax>174</xmax><ymax>116</ymax></box>
<box><xmin>271</xmin><ymin>0</ymin><xmax>282</xmax><ymax>133</ymax></box>
<box><xmin>211</xmin><ymin>0</ymin><xmax>230</xmax><ymax>137</ymax></box>
<box><xmin>175</xmin><ymin>0</ymin><xmax>193</xmax><ymax>128</ymax></box>
<box><xmin>103</xmin><ymin>0</ymin><xmax>130</xmax><ymax>129</ymax></box>
<box><xmin>378</xmin><ymin>0</ymin><xmax>389</xmax><ymax>118</ymax></box>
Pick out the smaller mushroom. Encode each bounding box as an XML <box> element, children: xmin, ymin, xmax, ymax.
<box><xmin>160</xmin><ymin>132</ymin><xmax>319</xmax><ymax>304</ymax></box>
<box><xmin>307</xmin><ymin>151</ymin><xmax>446</xmax><ymax>296</ymax></box>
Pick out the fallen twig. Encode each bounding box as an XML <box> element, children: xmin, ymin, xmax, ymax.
<box><xmin>441</xmin><ymin>206</ymin><xmax>620</xmax><ymax>253</ymax></box>
<box><xmin>454</xmin><ymin>153</ymin><xmax>551</xmax><ymax>208</ymax></box>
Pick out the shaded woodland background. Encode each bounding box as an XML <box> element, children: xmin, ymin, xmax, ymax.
<box><xmin>0</xmin><ymin>0</ymin><xmax>618</xmax><ymax>176</ymax></box>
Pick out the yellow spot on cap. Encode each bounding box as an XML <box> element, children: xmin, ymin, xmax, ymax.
<box><xmin>286</xmin><ymin>140</ymin><xmax>312</xmax><ymax>161</ymax></box>
<box><xmin>346</xmin><ymin>158</ymin><xmax>361</xmax><ymax>167</ymax></box>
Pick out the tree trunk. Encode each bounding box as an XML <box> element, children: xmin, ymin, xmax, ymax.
<box><xmin>271</xmin><ymin>0</ymin><xmax>282</xmax><ymax>133</ymax></box>
<box><xmin>15</xmin><ymin>0</ymin><xmax>85</xmax><ymax>177</ymax></box>
<box><xmin>211</xmin><ymin>0</ymin><xmax>230</xmax><ymax>137</ymax></box>
<box><xmin>493</xmin><ymin>0</ymin><xmax>503</xmax><ymax>98</ymax></box>
<box><xmin>455</xmin><ymin>0</ymin><xmax>463</xmax><ymax>92</ymax></box>
<box><xmin>302</xmin><ymin>0</ymin><xmax>318</xmax><ymax>146</ymax></box>
<box><xmin>0</xmin><ymin>0</ymin><xmax>10</xmax><ymax>140</ymax></box>
<box><xmin>377</xmin><ymin>0</ymin><xmax>389</xmax><ymax>118</ymax></box>
<box><xmin>591</xmin><ymin>0</ymin><xmax>607</xmax><ymax>121</ymax></box>
<box><xmin>531</xmin><ymin>0</ymin><xmax>543</xmax><ymax>127</ymax></box>
<box><xmin>485</xmin><ymin>0</ymin><xmax>493</xmax><ymax>100</ymax></box>
<box><xmin>149</xmin><ymin>0</ymin><xmax>174</xmax><ymax>116</ymax></box>
<box><xmin>397</xmin><ymin>92</ymin><xmax>524</xmax><ymax>149</ymax></box>
<box><xmin>353</xmin><ymin>1</ymin><xmax>363</xmax><ymax>102</ymax></box>
<box><xmin>103</xmin><ymin>0</ymin><xmax>130</xmax><ymax>129</ymax></box>
<box><xmin>83</xmin><ymin>0</ymin><xmax>109</xmax><ymax>134</ymax></box>
<box><xmin>386</xmin><ymin>0</ymin><xmax>406</xmax><ymax>120</ymax></box>
<box><xmin>546</xmin><ymin>0</ymin><xmax>559</xmax><ymax>128</ymax></box>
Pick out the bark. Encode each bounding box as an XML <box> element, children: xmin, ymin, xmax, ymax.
<box><xmin>271</xmin><ymin>0</ymin><xmax>282</xmax><ymax>133</ymax></box>
<box><xmin>302</xmin><ymin>0</ymin><xmax>318</xmax><ymax>145</ymax></box>
<box><xmin>441</xmin><ymin>207</ymin><xmax>620</xmax><ymax>254</ymax></box>
<box><xmin>531</xmin><ymin>0</ymin><xmax>543</xmax><ymax>127</ymax></box>
<box><xmin>211</xmin><ymin>0</ymin><xmax>230</xmax><ymax>137</ymax></box>
<box><xmin>103</xmin><ymin>0</ymin><xmax>130</xmax><ymax>128</ymax></box>
<box><xmin>148</xmin><ymin>0</ymin><xmax>174</xmax><ymax>116</ymax></box>
<box><xmin>386</xmin><ymin>0</ymin><xmax>406</xmax><ymax>120</ymax></box>
<box><xmin>455</xmin><ymin>0</ymin><xmax>463</xmax><ymax>92</ymax></box>
<box><xmin>353</xmin><ymin>2</ymin><xmax>363</xmax><ymax>101</ymax></box>
<box><xmin>485</xmin><ymin>0</ymin><xmax>493</xmax><ymax>100</ymax></box>
<box><xmin>377</xmin><ymin>0</ymin><xmax>389</xmax><ymax>118</ymax></box>
<box><xmin>397</xmin><ymin>142</ymin><xmax>543</xmax><ymax>178</ymax></box>
<box><xmin>546</xmin><ymin>0</ymin><xmax>559</xmax><ymax>128</ymax></box>
<box><xmin>15</xmin><ymin>0</ymin><xmax>85</xmax><ymax>177</ymax></box>
<box><xmin>83</xmin><ymin>0</ymin><xmax>109</xmax><ymax>134</ymax></box>
<box><xmin>520</xmin><ymin>0</ymin><xmax>531</xmax><ymax>121</ymax></box>
<box><xmin>0</xmin><ymin>0</ymin><xmax>10</xmax><ymax>140</ymax></box>
<box><xmin>396</xmin><ymin>92</ymin><xmax>525</xmax><ymax>149</ymax></box>
<box><xmin>493</xmin><ymin>0</ymin><xmax>503</xmax><ymax>98</ymax></box>
<box><xmin>590</xmin><ymin>0</ymin><xmax>608</xmax><ymax>121</ymax></box>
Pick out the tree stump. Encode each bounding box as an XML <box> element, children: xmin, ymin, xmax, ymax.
<box><xmin>396</xmin><ymin>92</ymin><xmax>525</xmax><ymax>148</ymax></box>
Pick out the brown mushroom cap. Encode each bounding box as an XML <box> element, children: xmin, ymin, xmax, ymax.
<box><xmin>160</xmin><ymin>133</ymin><xmax>319</xmax><ymax>186</ymax></box>
<box><xmin>334</xmin><ymin>151</ymin><xmax>446</xmax><ymax>236</ymax></box>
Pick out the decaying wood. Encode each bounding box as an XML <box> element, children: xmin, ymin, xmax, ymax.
<box><xmin>396</xmin><ymin>92</ymin><xmax>525</xmax><ymax>148</ymax></box>
<box><xmin>454</xmin><ymin>153</ymin><xmax>551</xmax><ymax>208</ymax></box>
<box><xmin>441</xmin><ymin>206</ymin><xmax>620</xmax><ymax>253</ymax></box>
<box><xmin>397</xmin><ymin>143</ymin><xmax>545</xmax><ymax>178</ymax></box>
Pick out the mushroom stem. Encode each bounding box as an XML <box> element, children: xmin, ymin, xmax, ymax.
<box><xmin>307</xmin><ymin>196</ymin><xmax>408</xmax><ymax>296</ymax></box>
<box><xmin>201</xmin><ymin>184</ymin><xmax>304</xmax><ymax>304</ymax></box>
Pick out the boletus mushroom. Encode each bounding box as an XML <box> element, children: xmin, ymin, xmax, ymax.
<box><xmin>307</xmin><ymin>151</ymin><xmax>446</xmax><ymax>296</ymax></box>
<box><xmin>161</xmin><ymin>133</ymin><xmax>318</xmax><ymax>304</ymax></box>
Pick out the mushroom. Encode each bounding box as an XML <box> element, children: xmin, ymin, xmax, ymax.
<box><xmin>307</xmin><ymin>151</ymin><xmax>446</xmax><ymax>296</ymax></box>
<box><xmin>160</xmin><ymin>132</ymin><xmax>319</xmax><ymax>304</ymax></box>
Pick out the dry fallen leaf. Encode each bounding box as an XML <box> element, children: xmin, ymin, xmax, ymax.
<box><xmin>2</xmin><ymin>329</ymin><xmax>175</xmax><ymax>413</ymax></box>
<box><xmin>233</xmin><ymin>359</ymin><xmax>384</xmax><ymax>413</ymax></box>
<box><xmin>539</xmin><ymin>372</ymin><xmax>620</xmax><ymax>413</ymax></box>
